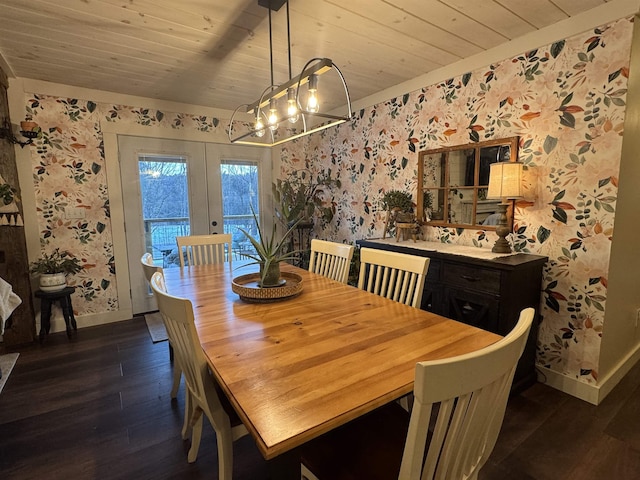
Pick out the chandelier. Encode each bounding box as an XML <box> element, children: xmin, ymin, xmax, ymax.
<box><xmin>228</xmin><ymin>0</ymin><xmax>352</xmax><ymax>147</ymax></box>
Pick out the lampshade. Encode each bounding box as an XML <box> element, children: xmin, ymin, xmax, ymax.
<box><xmin>487</xmin><ymin>162</ymin><xmax>523</xmax><ymax>199</ymax></box>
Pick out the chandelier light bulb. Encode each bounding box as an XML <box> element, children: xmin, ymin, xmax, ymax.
<box><xmin>268</xmin><ymin>98</ymin><xmax>279</xmax><ymax>131</ymax></box>
<box><xmin>287</xmin><ymin>88</ymin><xmax>299</xmax><ymax>123</ymax></box>
<box><xmin>254</xmin><ymin>111</ymin><xmax>265</xmax><ymax>138</ymax></box>
<box><xmin>306</xmin><ymin>74</ymin><xmax>319</xmax><ymax>113</ymax></box>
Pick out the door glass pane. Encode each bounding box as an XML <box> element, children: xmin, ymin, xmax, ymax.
<box><xmin>139</xmin><ymin>156</ymin><xmax>190</xmax><ymax>268</ymax></box>
<box><xmin>220</xmin><ymin>161</ymin><xmax>259</xmax><ymax>258</ymax></box>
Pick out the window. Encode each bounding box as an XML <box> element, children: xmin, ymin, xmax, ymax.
<box><xmin>220</xmin><ymin>161</ymin><xmax>259</xmax><ymax>257</ymax></box>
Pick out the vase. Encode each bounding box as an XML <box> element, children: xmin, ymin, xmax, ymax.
<box><xmin>259</xmin><ymin>261</ymin><xmax>282</xmax><ymax>287</ymax></box>
<box><xmin>39</xmin><ymin>272</ymin><xmax>67</xmax><ymax>292</ymax></box>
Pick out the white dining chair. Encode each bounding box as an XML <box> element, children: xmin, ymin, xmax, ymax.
<box><xmin>140</xmin><ymin>252</ymin><xmax>160</xmax><ymax>283</ymax></box>
<box><xmin>140</xmin><ymin>253</ymin><xmax>182</xmax><ymax>399</ymax></box>
<box><xmin>149</xmin><ymin>271</ymin><xmax>249</xmax><ymax>477</ymax></box>
<box><xmin>176</xmin><ymin>233</ymin><xmax>232</xmax><ymax>268</ymax></box>
<box><xmin>357</xmin><ymin>247</ymin><xmax>430</xmax><ymax>308</ymax></box>
<box><xmin>358</xmin><ymin>247</ymin><xmax>431</xmax><ymax>409</ymax></box>
<box><xmin>300</xmin><ymin>307</ymin><xmax>536</xmax><ymax>480</ymax></box>
<box><xmin>308</xmin><ymin>239</ymin><xmax>355</xmax><ymax>284</ymax></box>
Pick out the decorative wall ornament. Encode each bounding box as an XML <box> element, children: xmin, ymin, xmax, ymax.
<box><xmin>0</xmin><ymin>174</ymin><xmax>23</xmax><ymax>227</ymax></box>
<box><xmin>0</xmin><ymin>115</ymin><xmax>39</xmax><ymax>148</ymax></box>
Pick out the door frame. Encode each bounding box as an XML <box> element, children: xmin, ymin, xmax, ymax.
<box><xmin>119</xmin><ymin>136</ymin><xmax>209</xmax><ymax>314</ymax></box>
<box><xmin>103</xmin><ymin>123</ymin><xmax>272</xmax><ymax>320</ymax></box>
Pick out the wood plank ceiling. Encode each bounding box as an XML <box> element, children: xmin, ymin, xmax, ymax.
<box><xmin>0</xmin><ymin>0</ymin><xmax>610</xmax><ymax>112</ymax></box>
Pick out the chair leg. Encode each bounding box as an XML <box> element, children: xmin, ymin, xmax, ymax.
<box><xmin>187</xmin><ymin>408</ymin><xmax>204</xmax><ymax>463</ymax></box>
<box><xmin>302</xmin><ymin>463</ymin><xmax>320</xmax><ymax>480</ymax></box>
<box><xmin>182</xmin><ymin>391</ymin><xmax>193</xmax><ymax>440</ymax></box>
<box><xmin>217</xmin><ymin>430</ymin><xmax>234</xmax><ymax>480</ymax></box>
<box><xmin>170</xmin><ymin>365</ymin><xmax>181</xmax><ymax>399</ymax></box>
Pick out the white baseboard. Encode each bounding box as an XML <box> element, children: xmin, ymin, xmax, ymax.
<box><xmin>38</xmin><ymin>308</ymin><xmax>133</xmax><ymax>334</ymax></box>
<box><xmin>536</xmin><ymin>342</ymin><xmax>640</xmax><ymax>405</ymax></box>
<box><xmin>597</xmin><ymin>343</ymin><xmax>640</xmax><ymax>402</ymax></box>
<box><xmin>536</xmin><ymin>367</ymin><xmax>599</xmax><ymax>405</ymax></box>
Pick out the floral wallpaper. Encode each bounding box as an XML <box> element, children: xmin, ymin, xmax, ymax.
<box><xmin>20</xmin><ymin>16</ymin><xmax>632</xmax><ymax>386</ymax></box>
<box><xmin>25</xmin><ymin>97</ymin><xmax>224</xmax><ymax>315</ymax></box>
<box><xmin>275</xmin><ymin>18</ymin><xmax>632</xmax><ymax>384</ymax></box>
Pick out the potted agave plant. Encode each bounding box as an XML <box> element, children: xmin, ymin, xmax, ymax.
<box><xmin>29</xmin><ymin>248</ymin><xmax>83</xmax><ymax>292</ymax></box>
<box><xmin>238</xmin><ymin>206</ymin><xmax>300</xmax><ymax>287</ymax></box>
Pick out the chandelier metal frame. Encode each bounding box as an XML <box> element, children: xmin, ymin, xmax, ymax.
<box><xmin>228</xmin><ymin>0</ymin><xmax>352</xmax><ymax>147</ymax></box>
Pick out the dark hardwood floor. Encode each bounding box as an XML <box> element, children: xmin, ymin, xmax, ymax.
<box><xmin>1</xmin><ymin>317</ymin><xmax>640</xmax><ymax>479</ymax></box>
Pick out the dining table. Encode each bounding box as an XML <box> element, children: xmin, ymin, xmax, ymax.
<box><xmin>162</xmin><ymin>261</ymin><xmax>501</xmax><ymax>476</ymax></box>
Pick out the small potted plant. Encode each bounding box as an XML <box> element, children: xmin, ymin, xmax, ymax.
<box><xmin>238</xmin><ymin>206</ymin><xmax>301</xmax><ymax>287</ymax></box>
<box><xmin>29</xmin><ymin>248</ymin><xmax>83</xmax><ymax>292</ymax></box>
<box><xmin>382</xmin><ymin>189</ymin><xmax>413</xmax><ymax>214</ymax></box>
<box><xmin>381</xmin><ymin>189</ymin><xmax>414</xmax><ymax>237</ymax></box>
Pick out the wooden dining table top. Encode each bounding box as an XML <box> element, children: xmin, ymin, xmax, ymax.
<box><xmin>162</xmin><ymin>262</ymin><xmax>501</xmax><ymax>460</ymax></box>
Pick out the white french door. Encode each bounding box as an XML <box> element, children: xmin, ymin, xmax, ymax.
<box><xmin>119</xmin><ymin>136</ymin><xmax>270</xmax><ymax>314</ymax></box>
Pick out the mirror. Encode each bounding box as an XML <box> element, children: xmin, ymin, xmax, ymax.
<box><xmin>417</xmin><ymin>137</ymin><xmax>519</xmax><ymax>229</ymax></box>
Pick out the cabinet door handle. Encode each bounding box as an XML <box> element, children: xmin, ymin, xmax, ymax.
<box><xmin>460</xmin><ymin>275</ymin><xmax>480</xmax><ymax>282</ymax></box>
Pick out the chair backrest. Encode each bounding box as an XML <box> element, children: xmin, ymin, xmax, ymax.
<box><xmin>357</xmin><ymin>247</ymin><xmax>430</xmax><ymax>308</ymax></box>
<box><xmin>149</xmin><ymin>271</ymin><xmax>233</xmax><ymax>430</ymax></box>
<box><xmin>140</xmin><ymin>252</ymin><xmax>162</xmax><ymax>283</ymax></box>
<box><xmin>308</xmin><ymin>239</ymin><xmax>355</xmax><ymax>284</ymax></box>
<box><xmin>176</xmin><ymin>234</ymin><xmax>232</xmax><ymax>268</ymax></box>
<box><xmin>399</xmin><ymin>307</ymin><xmax>535</xmax><ymax>480</ymax></box>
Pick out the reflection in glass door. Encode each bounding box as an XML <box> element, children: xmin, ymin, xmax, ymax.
<box><xmin>220</xmin><ymin>161</ymin><xmax>259</xmax><ymax>259</ymax></box>
<box><xmin>138</xmin><ymin>157</ymin><xmax>190</xmax><ymax>269</ymax></box>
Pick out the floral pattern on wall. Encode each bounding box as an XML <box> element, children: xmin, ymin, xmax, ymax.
<box><xmin>25</xmin><ymin>96</ymin><xmax>223</xmax><ymax>315</ymax></box>
<box><xmin>20</xmin><ymin>16</ymin><xmax>632</xmax><ymax>385</ymax></box>
<box><xmin>275</xmin><ymin>18</ymin><xmax>633</xmax><ymax>384</ymax></box>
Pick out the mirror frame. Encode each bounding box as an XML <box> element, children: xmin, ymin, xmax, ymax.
<box><xmin>417</xmin><ymin>136</ymin><xmax>519</xmax><ymax>230</ymax></box>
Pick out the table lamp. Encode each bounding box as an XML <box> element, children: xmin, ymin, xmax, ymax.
<box><xmin>487</xmin><ymin>162</ymin><xmax>523</xmax><ymax>253</ymax></box>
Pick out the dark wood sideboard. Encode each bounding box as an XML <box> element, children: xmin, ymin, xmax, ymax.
<box><xmin>357</xmin><ymin>239</ymin><xmax>548</xmax><ymax>393</ymax></box>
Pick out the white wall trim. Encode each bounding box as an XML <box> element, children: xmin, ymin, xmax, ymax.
<box><xmin>597</xmin><ymin>342</ymin><xmax>640</xmax><ymax>401</ymax></box>
<box><xmin>537</xmin><ymin>342</ymin><xmax>640</xmax><ymax>405</ymax></box>
<box><xmin>537</xmin><ymin>367</ymin><xmax>600</xmax><ymax>405</ymax></box>
<box><xmin>16</xmin><ymin>77</ymin><xmax>242</xmax><ymax>119</ymax></box>
<box><xmin>351</xmin><ymin>0</ymin><xmax>640</xmax><ymax>112</ymax></box>
<box><xmin>43</xmin><ymin>309</ymin><xmax>134</xmax><ymax>334</ymax></box>
<box><xmin>103</xmin><ymin>130</ymin><xmax>133</xmax><ymax>317</ymax></box>
<box><xmin>101</xmin><ymin>121</ymin><xmax>232</xmax><ymax>144</ymax></box>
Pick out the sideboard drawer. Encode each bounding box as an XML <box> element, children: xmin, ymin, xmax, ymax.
<box><xmin>443</xmin><ymin>263</ymin><xmax>501</xmax><ymax>293</ymax></box>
